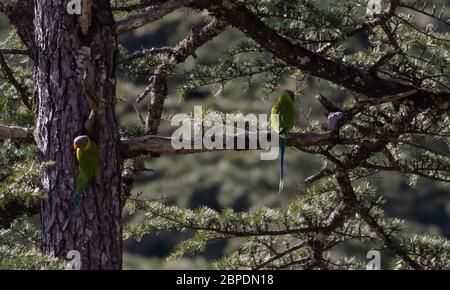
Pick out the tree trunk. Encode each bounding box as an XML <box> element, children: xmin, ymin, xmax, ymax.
<box><xmin>34</xmin><ymin>0</ymin><xmax>122</xmax><ymax>269</ymax></box>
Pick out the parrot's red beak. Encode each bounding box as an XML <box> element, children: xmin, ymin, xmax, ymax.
<box><xmin>73</xmin><ymin>144</ymin><xmax>78</xmax><ymax>151</ymax></box>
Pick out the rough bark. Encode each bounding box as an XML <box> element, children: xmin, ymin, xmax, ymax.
<box><xmin>34</xmin><ymin>0</ymin><xmax>122</xmax><ymax>269</ymax></box>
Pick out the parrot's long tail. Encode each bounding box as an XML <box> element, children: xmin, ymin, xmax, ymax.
<box><xmin>279</xmin><ymin>136</ymin><xmax>286</xmax><ymax>194</ymax></box>
<box><xmin>62</xmin><ymin>190</ymin><xmax>83</xmax><ymax>230</ymax></box>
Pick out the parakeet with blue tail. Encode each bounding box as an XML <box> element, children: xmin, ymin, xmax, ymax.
<box><xmin>270</xmin><ymin>90</ymin><xmax>296</xmax><ymax>193</ymax></box>
<box><xmin>63</xmin><ymin>135</ymin><xmax>100</xmax><ymax>230</ymax></box>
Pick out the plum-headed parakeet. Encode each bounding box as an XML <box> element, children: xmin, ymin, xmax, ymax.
<box><xmin>63</xmin><ymin>135</ymin><xmax>100</xmax><ymax>229</ymax></box>
<box><xmin>270</xmin><ymin>90</ymin><xmax>296</xmax><ymax>193</ymax></box>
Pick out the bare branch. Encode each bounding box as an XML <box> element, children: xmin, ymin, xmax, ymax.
<box><xmin>0</xmin><ymin>123</ymin><xmax>336</xmax><ymax>158</ymax></box>
<box><xmin>362</xmin><ymin>89</ymin><xmax>418</xmax><ymax>105</ymax></box>
<box><xmin>112</xmin><ymin>0</ymin><xmax>165</xmax><ymax>12</ymax></box>
<box><xmin>0</xmin><ymin>48</ymin><xmax>32</xmax><ymax>58</ymax></box>
<box><xmin>172</xmin><ymin>20</ymin><xmax>227</xmax><ymax>62</ymax></box>
<box><xmin>316</xmin><ymin>94</ymin><xmax>341</xmax><ymax>113</ymax></box>
<box><xmin>120</xmin><ymin>47</ymin><xmax>174</xmax><ymax>64</ymax></box>
<box><xmin>303</xmin><ymin>168</ymin><xmax>335</xmax><ymax>188</ymax></box>
<box><xmin>143</xmin><ymin>64</ymin><xmax>169</xmax><ymax>134</ymax></box>
<box><xmin>141</xmin><ymin>19</ymin><xmax>226</xmax><ymax>134</ymax></box>
<box><xmin>0</xmin><ymin>124</ymin><xmax>34</xmax><ymax>143</ymax></box>
<box><xmin>120</xmin><ymin>131</ymin><xmax>337</xmax><ymax>158</ymax></box>
<box><xmin>116</xmin><ymin>0</ymin><xmax>196</xmax><ymax>35</ymax></box>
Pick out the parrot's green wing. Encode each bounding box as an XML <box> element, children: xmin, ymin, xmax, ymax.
<box><xmin>77</xmin><ymin>141</ymin><xmax>100</xmax><ymax>179</ymax></box>
<box><xmin>72</xmin><ymin>171</ymin><xmax>90</xmax><ymax>199</ymax></box>
<box><xmin>270</xmin><ymin>95</ymin><xmax>296</xmax><ymax>136</ymax></box>
<box><xmin>278</xmin><ymin>100</ymin><xmax>296</xmax><ymax>135</ymax></box>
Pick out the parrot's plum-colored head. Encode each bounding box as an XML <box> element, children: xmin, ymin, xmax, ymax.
<box><xmin>73</xmin><ymin>135</ymin><xmax>90</xmax><ymax>151</ymax></box>
<box><xmin>283</xmin><ymin>90</ymin><xmax>295</xmax><ymax>101</ymax></box>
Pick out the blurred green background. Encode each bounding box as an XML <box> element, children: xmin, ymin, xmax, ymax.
<box><xmin>1</xmin><ymin>2</ymin><xmax>449</xmax><ymax>269</ymax></box>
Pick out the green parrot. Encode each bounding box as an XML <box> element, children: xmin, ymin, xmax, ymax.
<box><xmin>63</xmin><ymin>135</ymin><xmax>100</xmax><ymax>229</ymax></box>
<box><xmin>270</xmin><ymin>90</ymin><xmax>296</xmax><ymax>193</ymax></box>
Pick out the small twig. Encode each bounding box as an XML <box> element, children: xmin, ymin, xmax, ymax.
<box><xmin>402</xmin><ymin>140</ymin><xmax>450</xmax><ymax>157</ymax></box>
<box><xmin>302</xmin><ymin>168</ymin><xmax>335</xmax><ymax>188</ymax></box>
<box><xmin>370</xmin><ymin>48</ymin><xmax>401</xmax><ymax>72</ymax></box>
<box><xmin>0</xmin><ymin>48</ymin><xmax>32</xmax><ymax>58</ymax></box>
<box><xmin>133</xmin><ymin>103</ymin><xmax>146</xmax><ymax>126</ymax></box>
<box><xmin>112</xmin><ymin>0</ymin><xmax>164</xmax><ymax>12</ymax></box>
<box><xmin>362</xmin><ymin>89</ymin><xmax>418</xmax><ymax>106</ymax></box>
<box><xmin>116</xmin><ymin>0</ymin><xmax>196</xmax><ymax>35</ymax></box>
<box><xmin>119</xmin><ymin>47</ymin><xmax>174</xmax><ymax>64</ymax></box>
<box><xmin>316</xmin><ymin>94</ymin><xmax>341</xmax><ymax>113</ymax></box>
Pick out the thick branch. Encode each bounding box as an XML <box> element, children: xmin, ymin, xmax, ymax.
<box><xmin>0</xmin><ymin>124</ymin><xmax>34</xmax><ymax>143</ymax></box>
<box><xmin>194</xmin><ymin>0</ymin><xmax>449</xmax><ymax>109</ymax></box>
<box><xmin>0</xmin><ymin>123</ymin><xmax>336</xmax><ymax>158</ymax></box>
<box><xmin>143</xmin><ymin>64</ymin><xmax>168</xmax><ymax>134</ymax></box>
<box><xmin>141</xmin><ymin>19</ymin><xmax>226</xmax><ymax>134</ymax></box>
<box><xmin>172</xmin><ymin>19</ymin><xmax>227</xmax><ymax>62</ymax></box>
<box><xmin>120</xmin><ymin>131</ymin><xmax>336</xmax><ymax>158</ymax></box>
<box><xmin>0</xmin><ymin>96</ymin><xmax>419</xmax><ymax>161</ymax></box>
